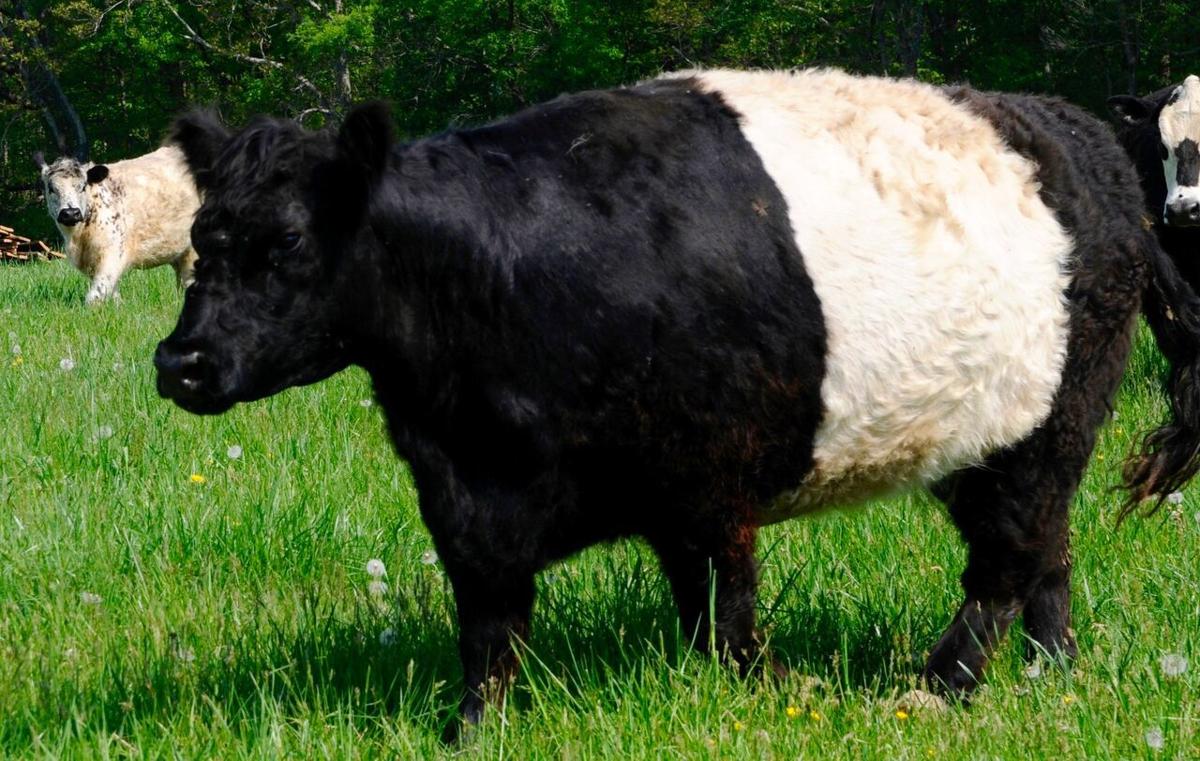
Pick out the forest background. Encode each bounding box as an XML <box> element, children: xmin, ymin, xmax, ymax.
<box><xmin>0</xmin><ymin>0</ymin><xmax>1196</xmax><ymax>240</ymax></box>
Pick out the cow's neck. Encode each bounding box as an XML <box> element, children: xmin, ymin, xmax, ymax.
<box><xmin>346</xmin><ymin>136</ymin><xmax>513</xmax><ymax>430</ymax></box>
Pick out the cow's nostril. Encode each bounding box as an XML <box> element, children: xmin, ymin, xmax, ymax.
<box><xmin>179</xmin><ymin>350</ymin><xmax>204</xmax><ymax>371</ymax></box>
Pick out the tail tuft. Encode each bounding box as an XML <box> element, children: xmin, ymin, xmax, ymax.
<box><xmin>1121</xmin><ymin>240</ymin><xmax>1200</xmax><ymax>520</ymax></box>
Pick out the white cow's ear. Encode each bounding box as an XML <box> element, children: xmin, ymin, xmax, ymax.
<box><xmin>337</xmin><ymin>101</ymin><xmax>393</xmax><ymax>186</ymax></box>
<box><xmin>86</xmin><ymin>165</ymin><xmax>109</xmax><ymax>184</ymax></box>
<box><xmin>170</xmin><ymin>108</ymin><xmax>231</xmax><ymax>190</ymax></box>
<box><xmin>1107</xmin><ymin>95</ymin><xmax>1155</xmax><ymax>124</ymax></box>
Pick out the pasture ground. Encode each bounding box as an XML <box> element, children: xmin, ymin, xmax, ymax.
<box><xmin>1</xmin><ymin>262</ymin><xmax>1197</xmax><ymax>759</ymax></box>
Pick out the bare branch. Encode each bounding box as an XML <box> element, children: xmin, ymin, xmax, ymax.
<box><xmin>165</xmin><ymin>1</ymin><xmax>333</xmax><ymax>112</ymax></box>
<box><xmin>90</xmin><ymin>0</ymin><xmax>137</xmax><ymax>36</ymax></box>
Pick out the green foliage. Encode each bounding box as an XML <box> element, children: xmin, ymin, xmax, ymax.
<box><xmin>2</xmin><ymin>0</ymin><xmax>1197</xmax><ymax>245</ymax></box>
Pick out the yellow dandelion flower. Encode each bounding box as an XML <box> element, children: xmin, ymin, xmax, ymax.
<box><xmin>733</xmin><ymin>720</ymin><xmax>745</xmax><ymax>732</ymax></box>
<box><xmin>926</xmin><ymin>749</ymin><xmax>936</xmax><ymax>758</ymax></box>
<box><xmin>1062</xmin><ymin>694</ymin><xmax>1075</xmax><ymax>706</ymax></box>
<box><xmin>785</xmin><ymin>705</ymin><xmax>800</xmax><ymax>719</ymax></box>
<box><xmin>809</xmin><ymin>709</ymin><xmax>821</xmax><ymax>722</ymax></box>
<box><xmin>10</xmin><ymin>356</ymin><xmax>22</xmax><ymax>367</ymax></box>
<box><xmin>189</xmin><ymin>473</ymin><xmax>206</xmax><ymax>484</ymax></box>
<box><xmin>895</xmin><ymin>709</ymin><xmax>910</xmax><ymax>720</ymax></box>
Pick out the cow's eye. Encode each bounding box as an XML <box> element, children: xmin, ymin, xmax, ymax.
<box><xmin>209</xmin><ymin>231</ymin><xmax>233</xmax><ymax>251</ymax></box>
<box><xmin>278</xmin><ymin>233</ymin><xmax>302</xmax><ymax>252</ymax></box>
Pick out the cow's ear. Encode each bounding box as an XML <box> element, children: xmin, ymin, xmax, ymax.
<box><xmin>1108</xmin><ymin>95</ymin><xmax>1156</xmax><ymax>124</ymax></box>
<box><xmin>170</xmin><ymin>109</ymin><xmax>231</xmax><ymax>189</ymax></box>
<box><xmin>86</xmin><ymin>164</ymin><xmax>109</xmax><ymax>184</ymax></box>
<box><xmin>337</xmin><ymin>101</ymin><xmax>392</xmax><ymax>185</ymax></box>
<box><xmin>32</xmin><ymin>151</ymin><xmax>47</xmax><ymax>171</ymax></box>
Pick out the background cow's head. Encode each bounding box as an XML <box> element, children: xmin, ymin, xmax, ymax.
<box><xmin>155</xmin><ymin>105</ymin><xmax>392</xmax><ymax>414</ymax></box>
<box><xmin>1109</xmin><ymin>75</ymin><xmax>1200</xmax><ymax>227</ymax></box>
<box><xmin>33</xmin><ymin>153</ymin><xmax>109</xmax><ymax>228</ymax></box>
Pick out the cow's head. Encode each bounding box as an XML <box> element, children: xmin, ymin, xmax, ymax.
<box><xmin>1110</xmin><ymin>75</ymin><xmax>1200</xmax><ymax>227</ymax></box>
<box><xmin>154</xmin><ymin>105</ymin><xmax>391</xmax><ymax>414</ymax></box>
<box><xmin>34</xmin><ymin>153</ymin><xmax>109</xmax><ymax>228</ymax></box>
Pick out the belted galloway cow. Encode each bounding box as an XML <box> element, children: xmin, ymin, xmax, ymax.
<box><xmin>155</xmin><ymin>68</ymin><xmax>1200</xmax><ymax>734</ymax></box>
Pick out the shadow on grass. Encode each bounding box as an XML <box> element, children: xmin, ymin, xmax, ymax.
<box><xmin>45</xmin><ymin>543</ymin><xmax>952</xmax><ymax>747</ymax></box>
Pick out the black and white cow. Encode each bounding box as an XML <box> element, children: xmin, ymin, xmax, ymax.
<box><xmin>1109</xmin><ymin>75</ymin><xmax>1200</xmax><ymax>288</ymax></box>
<box><xmin>155</xmin><ymin>68</ymin><xmax>1200</xmax><ymax>735</ymax></box>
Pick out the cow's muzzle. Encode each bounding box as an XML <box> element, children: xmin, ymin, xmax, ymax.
<box><xmin>154</xmin><ymin>341</ymin><xmax>234</xmax><ymax>414</ymax></box>
<box><xmin>57</xmin><ymin>207</ymin><xmax>83</xmax><ymax>226</ymax></box>
<box><xmin>1165</xmin><ymin>198</ymin><xmax>1200</xmax><ymax>227</ymax></box>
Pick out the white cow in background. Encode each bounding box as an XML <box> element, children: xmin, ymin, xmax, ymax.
<box><xmin>35</xmin><ymin>145</ymin><xmax>200</xmax><ymax>304</ymax></box>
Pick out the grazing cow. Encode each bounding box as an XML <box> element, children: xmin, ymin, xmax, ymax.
<box><xmin>1109</xmin><ymin>75</ymin><xmax>1200</xmax><ymax>288</ymax></box>
<box><xmin>35</xmin><ymin>146</ymin><xmax>200</xmax><ymax>304</ymax></box>
<box><xmin>155</xmin><ymin>68</ymin><xmax>1200</xmax><ymax>735</ymax></box>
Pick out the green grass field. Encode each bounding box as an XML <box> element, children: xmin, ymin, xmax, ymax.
<box><xmin>1</xmin><ymin>261</ymin><xmax>1197</xmax><ymax>759</ymax></box>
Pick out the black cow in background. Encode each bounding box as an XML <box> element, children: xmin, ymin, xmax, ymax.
<box><xmin>1109</xmin><ymin>75</ymin><xmax>1200</xmax><ymax>288</ymax></box>
<box><xmin>156</xmin><ymin>68</ymin><xmax>1200</xmax><ymax>738</ymax></box>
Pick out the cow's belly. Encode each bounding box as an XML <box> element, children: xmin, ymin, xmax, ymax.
<box><xmin>691</xmin><ymin>71</ymin><xmax>1074</xmax><ymax>522</ymax></box>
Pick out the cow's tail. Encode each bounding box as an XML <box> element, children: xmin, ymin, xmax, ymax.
<box><xmin>1122</xmin><ymin>234</ymin><xmax>1200</xmax><ymax>518</ymax></box>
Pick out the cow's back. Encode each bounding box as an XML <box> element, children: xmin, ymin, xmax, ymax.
<box><xmin>659</xmin><ymin>70</ymin><xmax>1073</xmax><ymax>517</ymax></box>
<box><xmin>101</xmin><ymin>145</ymin><xmax>200</xmax><ymax>268</ymax></box>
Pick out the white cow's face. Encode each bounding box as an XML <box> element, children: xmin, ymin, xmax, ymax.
<box><xmin>1159</xmin><ymin>75</ymin><xmax>1200</xmax><ymax>227</ymax></box>
<box><xmin>33</xmin><ymin>154</ymin><xmax>108</xmax><ymax>228</ymax></box>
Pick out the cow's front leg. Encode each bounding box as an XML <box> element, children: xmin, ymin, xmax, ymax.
<box><xmin>85</xmin><ymin>256</ymin><xmax>126</xmax><ymax>304</ymax></box>
<box><xmin>648</xmin><ymin>514</ymin><xmax>779</xmax><ymax>677</ymax></box>
<box><xmin>443</xmin><ymin>563</ymin><xmax>535</xmax><ymax>739</ymax></box>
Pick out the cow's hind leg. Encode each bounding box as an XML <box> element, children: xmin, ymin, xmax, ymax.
<box><xmin>924</xmin><ymin>446</ymin><xmax>1083</xmax><ymax>695</ymax></box>
<box><xmin>173</xmin><ymin>248</ymin><xmax>198</xmax><ymax>289</ymax></box>
<box><xmin>925</xmin><ymin>314</ymin><xmax>1133</xmax><ymax>695</ymax></box>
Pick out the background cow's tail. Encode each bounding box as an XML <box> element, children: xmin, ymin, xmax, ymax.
<box><xmin>1123</xmin><ymin>235</ymin><xmax>1200</xmax><ymax>518</ymax></box>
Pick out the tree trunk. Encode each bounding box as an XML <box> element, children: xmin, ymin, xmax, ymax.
<box><xmin>1</xmin><ymin>1</ymin><xmax>88</xmax><ymax>160</ymax></box>
<box><xmin>1116</xmin><ymin>0</ymin><xmax>1138</xmax><ymax>95</ymax></box>
<box><xmin>332</xmin><ymin>0</ymin><xmax>352</xmax><ymax>113</ymax></box>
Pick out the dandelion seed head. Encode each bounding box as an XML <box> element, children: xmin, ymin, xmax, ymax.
<box><xmin>226</xmin><ymin>444</ymin><xmax>243</xmax><ymax>460</ymax></box>
<box><xmin>420</xmin><ymin>549</ymin><xmax>438</xmax><ymax>566</ymax></box>
<box><xmin>1024</xmin><ymin>661</ymin><xmax>1042</xmax><ymax>679</ymax></box>
<box><xmin>1160</xmin><ymin>653</ymin><xmax>1188</xmax><ymax>677</ymax></box>
<box><xmin>79</xmin><ymin>591</ymin><xmax>102</xmax><ymax>605</ymax></box>
<box><xmin>93</xmin><ymin>425</ymin><xmax>114</xmax><ymax>442</ymax></box>
<box><xmin>10</xmin><ymin>344</ymin><xmax>20</xmax><ymax>356</ymax></box>
<box><xmin>359</xmin><ymin>398</ymin><xmax>374</xmax><ymax>408</ymax></box>
<box><xmin>1167</xmin><ymin>491</ymin><xmax>1185</xmax><ymax>505</ymax></box>
<box><xmin>59</xmin><ymin>357</ymin><xmax>75</xmax><ymax>371</ymax></box>
<box><xmin>379</xmin><ymin>627</ymin><xmax>397</xmax><ymax>647</ymax></box>
<box><xmin>368</xmin><ymin>579</ymin><xmax>389</xmax><ymax>597</ymax></box>
<box><xmin>112</xmin><ymin>361</ymin><xmax>123</xmax><ymax>372</ymax></box>
<box><xmin>1146</xmin><ymin>727</ymin><xmax>1165</xmax><ymax>751</ymax></box>
<box><xmin>366</xmin><ymin>558</ymin><xmax>387</xmax><ymax>578</ymax></box>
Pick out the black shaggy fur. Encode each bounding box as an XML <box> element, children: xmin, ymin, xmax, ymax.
<box><xmin>156</xmin><ymin>75</ymin><xmax>1200</xmax><ymax>735</ymax></box>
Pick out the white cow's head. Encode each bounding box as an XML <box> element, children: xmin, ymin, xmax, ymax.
<box><xmin>1110</xmin><ymin>75</ymin><xmax>1200</xmax><ymax>227</ymax></box>
<box><xmin>33</xmin><ymin>153</ymin><xmax>109</xmax><ymax>228</ymax></box>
